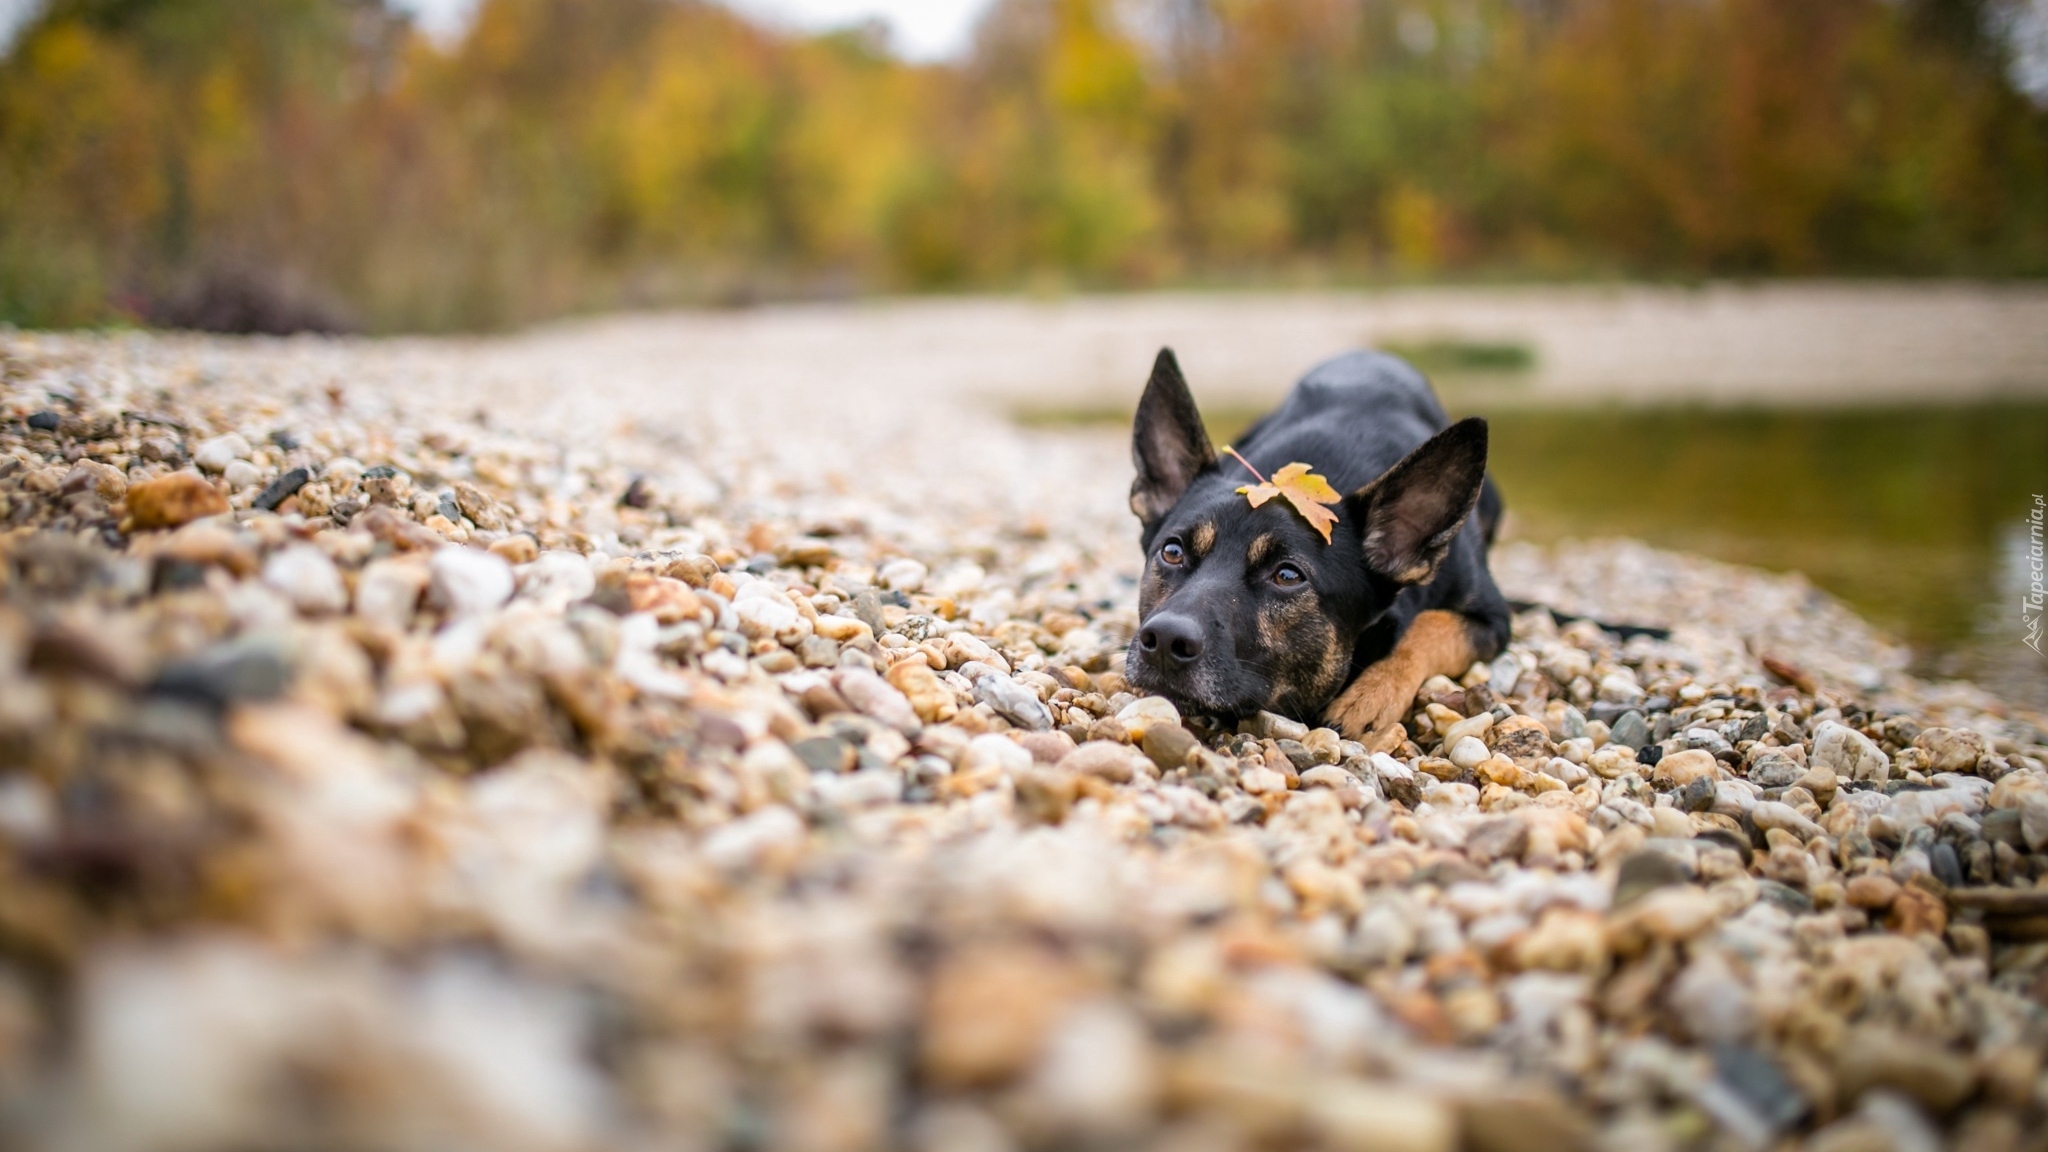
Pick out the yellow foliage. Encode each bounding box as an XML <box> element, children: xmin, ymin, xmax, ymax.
<box><xmin>0</xmin><ymin>0</ymin><xmax>2041</xmax><ymax>330</ymax></box>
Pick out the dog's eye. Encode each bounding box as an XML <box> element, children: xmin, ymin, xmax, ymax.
<box><xmin>1273</xmin><ymin>564</ymin><xmax>1305</xmax><ymax>587</ymax></box>
<box><xmin>1160</xmin><ymin>541</ymin><xmax>1186</xmax><ymax>567</ymax></box>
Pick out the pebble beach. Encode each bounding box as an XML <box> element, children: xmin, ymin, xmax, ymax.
<box><xmin>1</xmin><ymin>324</ymin><xmax>2045</xmax><ymax>1152</ymax></box>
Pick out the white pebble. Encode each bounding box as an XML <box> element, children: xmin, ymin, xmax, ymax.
<box><xmin>1442</xmin><ymin>713</ymin><xmax>1494</xmax><ymax>748</ymax></box>
<box><xmin>429</xmin><ymin>546</ymin><xmax>515</xmax><ymax>618</ymax></box>
<box><xmin>1116</xmin><ymin>695</ymin><xmax>1181</xmax><ymax>739</ymax></box>
<box><xmin>1812</xmin><ymin>720</ymin><xmax>1891</xmax><ymax>784</ymax></box>
<box><xmin>356</xmin><ymin>557</ymin><xmax>430</xmax><ymax>630</ymax></box>
<box><xmin>961</xmin><ymin>733</ymin><xmax>1032</xmax><ymax>780</ymax></box>
<box><xmin>222</xmin><ymin>460</ymin><xmax>263</xmax><ymax>491</ymax></box>
<box><xmin>192</xmin><ymin>433</ymin><xmax>250</xmax><ymax>473</ymax></box>
<box><xmin>516</xmin><ymin>551</ymin><xmax>597</xmax><ymax>610</ymax></box>
<box><xmin>261</xmin><ymin>544</ymin><xmax>348</xmax><ymax>615</ymax></box>
<box><xmin>1597</xmin><ymin>672</ymin><xmax>1644</xmax><ymax>703</ymax></box>
<box><xmin>877</xmin><ymin>558</ymin><xmax>928</xmax><ymax>594</ymax></box>
<box><xmin>1448</xmin><ymin>736</ymin><xmax>1490</xmax><ymax>771</ymax></box>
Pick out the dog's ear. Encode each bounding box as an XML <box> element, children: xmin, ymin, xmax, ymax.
<box><xmin>1130</xmin><ymin>348</ymin><xmax>1216</xmax><ymax>525</ymax></box>
<box><xmin>1348</xmin><ymin>417</ymin><xmax>1488</xmax><ymax>585</ymax></box>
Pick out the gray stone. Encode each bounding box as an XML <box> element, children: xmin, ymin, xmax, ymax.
<box><xmin>1614</xmin><ymin>849</ymin><xmax>1692</xmax><ymax>906</ymax></box>
<box><xmin>1930</xmin><ymin>841</ymin><xmax>1964</xmax><ymax>889</ymax></box>
<box><xmin>1711</xmin><ymin>1044</ymin><xmax>1808</xmax><ymax>1137</ymax></box>
<box><xmin>1610</xmin><ymin>710</ymin><xmax>1649</xmax><ymax>750</ymax></box>
<box><xmin>975</xmin><ymin>673</ymin><xmax>1052</xmax><ymax>732</ymax></box>
<box><xmin>151</xmin><ymin>634</ymin><xmax>292</xmax><ymax>707</ymax></box>
<box><xmin>1488</xmin><ymin>653</ymin><xmax>1523</xmax><ymax>694</ymax></box>
<box><xmin>1244</xmin><ymin>711</ymin><xmax>1309</xmax><ymax>742</ymax></box>
<box><xmin>1748</xmin><ymin>754</ymin><xmax>1806</xmax><ymax>790</ymax></box>
<box><xmin>1140</xmin><ymin>724</ymin><xmax>1199</xmax><ymax>773</ymax></box>
<box><xmin>252</xmin><ymin>466</ymin><xmax>310</xmax><ymax>512</ymax></box>
<box><xmin>1678</xmin><ymin>775</ymin><xmax>1718</xmax><ymax>813</ymax></box>
<box><xmin>791</xmin><ymin>736</ymin><xmax>854</xmax><ymax>774</ymax></box>
<box><xmin>850</xmin><ymin>588</ymin><xmax>887</xmax><ymax>634</ymax></box>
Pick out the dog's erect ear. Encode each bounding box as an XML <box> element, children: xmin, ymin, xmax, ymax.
<box><xmin>1130</xmin><ymin>348</ymin><xmax>1216</xmax><ymax>525</ymax></box>
<box><xmin>1348</xmin><ymin>417</ymin><xmax>1489</xmax><ymax>585</ymax></box>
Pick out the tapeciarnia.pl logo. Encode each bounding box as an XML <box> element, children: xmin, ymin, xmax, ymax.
<box><xmin>2027</xmin><ymin>494</ymin><xmax>2045</xmax><ymax>656</ymax></box>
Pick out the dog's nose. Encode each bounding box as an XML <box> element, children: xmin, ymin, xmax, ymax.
<box><xmin>1139</xmin><ymin>613</ymin><xmax>1204</xmax><ymax>666</ymax></box>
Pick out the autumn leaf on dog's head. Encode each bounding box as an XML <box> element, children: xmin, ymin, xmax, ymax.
<box><xmin>1235</xmin><ymin>460</ymin><xmax>1342</xmax><ymax>544</ymax></box>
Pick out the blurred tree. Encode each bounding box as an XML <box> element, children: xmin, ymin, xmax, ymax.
<box><xmin>0</xmin><ymin>0</ymin><xmax>2041</xmax><ymax>331</ymax></box>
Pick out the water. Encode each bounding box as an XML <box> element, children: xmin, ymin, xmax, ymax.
<box><xmin>1474</xmin><ymin>402</ymin><xmax>2048</xmax><ymax>711</ymax></box>
<box><xmin>1021</xmin><ymin>398</ymin><xmax>2048</xmax><ymax>712</ymax></box>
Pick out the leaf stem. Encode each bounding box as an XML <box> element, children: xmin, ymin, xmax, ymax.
<box><xmin>1222</xmin><ymin>446</ymin><xmax>1267</xmax><ymax>486</ymax></box>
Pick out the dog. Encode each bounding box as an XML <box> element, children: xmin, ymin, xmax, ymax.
<box><xmin>1125</xmin><ymin>347</ymin><xmax>1512</xmax><ymax>740</ymax></box>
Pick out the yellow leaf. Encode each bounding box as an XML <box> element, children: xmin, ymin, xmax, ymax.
<box><xmin>1236</xmin><ymin>461</ymin><xmax>1341</xmax><ymax>544</ymax></box>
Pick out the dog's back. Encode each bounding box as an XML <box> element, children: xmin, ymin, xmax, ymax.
<box><xmin>1236</xmin><ymin>351</ymin><xmax>1502</xmax><ymax>545</ymax></box>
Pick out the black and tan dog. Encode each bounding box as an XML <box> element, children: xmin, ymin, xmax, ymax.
<box><xmin>1125</xmin><ymin>347</ymin><xmax>1512</xmax><ymax>740</ymax></box>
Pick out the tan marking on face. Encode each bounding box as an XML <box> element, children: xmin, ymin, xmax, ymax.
<box><xmin>1191</xmin><ymin>522</ymin><xmax>1217</xmax><ymax>558</ymax></box>
<box><xmin>1246</xmin><ymin>533</ymin><xmax>1278</xmax><ymax>571</ymax></box>
<box><xmin>1258</xmin><ymin>591</ymin><xmax>1346</xmax><ymax>710</ymax></box>
<box><xmin>1138</xmin><ymin>565</ymin><xmax>1168</xmax><ymax>616</ymax></box>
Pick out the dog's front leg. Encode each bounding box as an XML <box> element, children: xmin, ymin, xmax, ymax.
<box><xmin>1324</xmin><ymin>610</ymin><xmax>1478</xmax><ymax>740</ymax></box>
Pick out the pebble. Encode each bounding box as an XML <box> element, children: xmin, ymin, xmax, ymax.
<box><xmin>1597</xmin><ymin>671</ymin><xmax>1645</xmax><ymax>703</ymax></box>
<box><xmin>261</xmin><ymin>544</ymin><xmax>348</xmax><ymax>615</ymax></box>
<box><xmin>1752</xmin><ymin>801</ymin><xmax>1824</xmax><ymax>842</ymax></box>
<box><xmin>1845</xmin><ymin>873</ymin><xmax>1900</xmax><ymax>909</ymax></box>
<box><xmin>1116</xmin><ymin>696</ymin><xmax>1181</xmax><ymax>740</ymax></box>
<box><xmin>1240</xmin><ymin>765</ymin><xmax>1289</xmax><ymax>794</ymax></box>
<box><xmin>1</xmin><ymin>329</ymin><xmax>2042</xmax><ymax>1152</ymax></box>
<box><xmin>429</xmin><ymin>546</ymin><xmax>515</xmax><ymax>616</ymax></box>
<box><xmin>1140</xmin><ymin>724</ymin><xmax>1199</xmax><ymax>773</ymax></box>
<box><xmin>152</xmin><ymin>633</ymin><xmax>293</xmax><ymax>706</ymax></box>
<box><xmin>975</xmin><ymin>672</ymin><xmax>1053</xmax><ymax>731</ymax></box>
<box><xmin>1653</xmin><ymin>748</ymin><xmax>1720</xmax><ymax>788</ymax></box>
<box><xmin>1813</xmin><ymin>720</ymin><xmax>1891</xmax><ymax>783</ymax></box>
<box><xmin>1448</xmin><ymin>736</ymin><xmax>1490</xmax><ymax>771</ymax></box>
<box><xmin>1246</xmin><ymin>710</ymin><xmax>1310</xmax><ymax>742</ymax></box>
<box><xmin>1620</xmin><ymin>885</ymin><xmax>1724</xmax><ymax>942</ymax></box>
<box><xmin>192</xmin><ymin>432</ymin><xmax>251</xmax><ymax>472</ymax></box>
<box><xmin>1834</xmin><ymin>1027</ymin><xmax>1977</xmax><ymax>1113</ymax></box>
<box><xmin>877</xmin><ymin>558</ymin><xmax>928</xmax><ymax>593</ymax></box>
<box><xmin>885</xmin><ymin>660</ymin><xmax>957</xmax><ymax>724</ymax></box>
<box><xmin>1609</xmin><ymin>710</ymin><xmax>1650</xmax><ymax>750</ymax></box>
<box><xmin>354</xmin><ymin>556</ymin><xmax>431</xmax><ymax>629</ymax></box>
<box><xmin>732</xmin><ymin>590</ymin><xmax>802</xmax><ymax>641</ymax></box>
<box><xmin>1914</xmin><ymin>727</ymin><xmax>1985</xmax><ymax>774</ymax></box>
<box><xmin>252</xmin><ymin>466</ymin><xmax>310</xmax><ymax>512</ymax></box>
<box><xmin>835</xmin><ymin>668</ymin><xmax>921</xmax><ymax>735</ymax></box>
<box><xmin>124</xmin><ymin>472</ymin><xmax>229</xmax><ymax>530</ymax></box>
<box><xmin>516</xmin><ymin>551</ymin><xmax>597</xmax><ymax>609</ymax></box>
<box><xmin>1442</xmin><ymin>712</ymin><xmax>1494</xmax><ymax>748</ymax></box>
<box><xmin>1057</xmin><ymin>741</ymin><xmax>1148</xmax><ymax>783</ymax></box>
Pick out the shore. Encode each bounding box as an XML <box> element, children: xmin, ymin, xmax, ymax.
<box><xmin>512</xmin><ymin>281</ymin><xmax>2048</xmax><ymax>410</ymax></box>
<box><xmin>0</xmin><ymin>321</ymin><xmax>2044</xmax><ymax>1151</ymax></box>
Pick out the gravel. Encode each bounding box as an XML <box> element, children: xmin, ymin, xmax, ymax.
<box><xmin>0</xmin><ymin>327</ymin><xmax>2045</xmax><ymax>1152</ymax></box>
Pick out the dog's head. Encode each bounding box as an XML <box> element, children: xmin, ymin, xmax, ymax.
<box><xmin>1124</xmin><ymin>348</ymin><xmax>1488</xmax><ymax>721</ymax></box>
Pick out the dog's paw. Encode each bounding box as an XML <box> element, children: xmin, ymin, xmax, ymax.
<box><xmin>1324</xmin><ymin>661</ymin><xmax>1419</xmax><ymax>741</ymax></box>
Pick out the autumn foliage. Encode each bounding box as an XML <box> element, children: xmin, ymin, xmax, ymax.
<box><xmin>1</xmin><ymin>0</ymin><xmax>2044</xmax><ymax>332</ymax></box>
